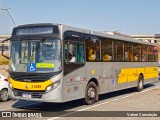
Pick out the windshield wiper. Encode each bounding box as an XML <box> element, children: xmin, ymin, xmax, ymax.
<box><xmin>40</xmin><ymin>37</ymin><xmax>46</xmax><ymax>43</ymax></box>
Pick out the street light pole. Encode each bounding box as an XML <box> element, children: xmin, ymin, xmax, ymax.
<box><xmin>1</xmin><ymin>8</ymin><xmax>16</xmax><ymax>26</ymax></box>
<box><xmin>0</xmin><ymin>8</ymin><xmax>15</xmax><ymax>57</ymax></box>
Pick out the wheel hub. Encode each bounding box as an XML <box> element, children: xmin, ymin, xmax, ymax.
<box><xmin>88</xmin><ymin>87</ymin><xmax>95</xmax><ymax>99</ymax></box>
<box><xmin>139</xmin><ymin>80</ymin><xmax>143</xmax><ymax>88</ymax></box>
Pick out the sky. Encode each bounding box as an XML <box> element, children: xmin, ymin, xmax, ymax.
<box><xmin>0</xmin><ymin>0</ymin><xmax>160</xmax><ymax>35</ymax></box>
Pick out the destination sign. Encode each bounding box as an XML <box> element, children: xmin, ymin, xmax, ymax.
<box><xmin>16</xmin><ymin>27</ymin><xmax>54</xmax><ymax>35</ymax></box>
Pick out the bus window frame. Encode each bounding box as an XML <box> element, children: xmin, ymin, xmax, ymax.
<box><xmin>63</xmin><ymin>31</ymin><xmax>87</xmax><ymax>76</ymax></box>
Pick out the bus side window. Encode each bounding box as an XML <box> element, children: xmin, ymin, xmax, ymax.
<box><xmin>142</xmin><ymin>45</ymin><xmax>148</xmax><ymax>61</ymax></box>
<box><xmin>86</xmin><ymin>36</ymin><xmax>100</xmax><ymax>61</ymax></box>
<box><xmin>64</xmin><ymin>42</ymin><xmax>85</xmax><ymax>64</ymax></box>
<box><xmin>148</xmin><ymin>46</ymin><xmax>154</xmax><ymax>62</ymax></box>
<box><xmin>124</xmin><ymin>42</ymin><xmax>132</xmax><ymax>61</ymax></box>
<box><xmin>153</xmin><ymin>46</ymin><xmax>158</xmax><ymax>62</ymax></box>
<box><xmin>76</xmin><ymin>44</ymin><xmax>85</xmax><ymax>63</ymax></box>
<box><xmin>114</xmin><ymin>41</ymin><xmax>123</xmax><ymax>61</ymax></box>
<box><xmin>101</xmin><ymin>38</ymin><xmax>112</xmax><ymax>61</ymax></box>
<box><xmin>64</xmin><ymin>42</ymin><xmax>75</xmax><ymax>63</ymax></box>
<box><xmin>133</xmin><ymin>44</ymin><xmax>141</xmax><ymax>62</ymax></box>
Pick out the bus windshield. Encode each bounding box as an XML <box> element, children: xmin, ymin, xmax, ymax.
<box><xmin>9</xmin><ymin>39</ymin><xmax>61</xmax><ymax>73</ymax></box>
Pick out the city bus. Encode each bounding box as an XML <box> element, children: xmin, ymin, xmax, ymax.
<box><xmin>1</xmin><ymin>23</ymin><xmax>159</xmax><ymax>104</ymax></box>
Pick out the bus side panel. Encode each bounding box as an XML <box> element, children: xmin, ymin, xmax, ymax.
<box><xmin>62</xmin><ymin>62</ymin><xmax>158</xmax><ymax>102</ymax></box>
<box><xmin>63</xmin><ymin>66</ymin><xmax>88</xmax><ymax>102</ymax></box>
<box><xmin>115</xmin><ymin>62</ymin><xmax>158</xmax><ymax>90</ymax></box>
<box><xmin>86</xmin><ymin>62</ymin><xmax>158</xmax><ymax>94</ymax></box>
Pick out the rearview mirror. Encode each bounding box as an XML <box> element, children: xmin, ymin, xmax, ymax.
<box><xmin>1</xmin><ymin>38</ymin><xmax>11</xmax><ymax>59</ymax></box>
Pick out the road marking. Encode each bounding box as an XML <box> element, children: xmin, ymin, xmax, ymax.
<box><xmin>48</xmin><ymin>85</ymin><xmax>160</xmax><ymax>120</ymax></box>
<box><xmin>0</xmin><ymin>101</ymin><xmax>41</xmax><ymax>111</ymax></box>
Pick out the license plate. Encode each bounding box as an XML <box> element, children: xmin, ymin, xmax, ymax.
<box><xmin>22</xmin><ymin>93</ymin><xmax>31</xmax><ymax>98</ymax></box>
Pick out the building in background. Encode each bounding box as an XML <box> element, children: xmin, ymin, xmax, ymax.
<box><xmin>0</xmin><ymin>34</ymin><xmax>11</xmax><ymax>51</ymax></box>
<box><xmin>0</xmin><ymin>34</ymin><xmax>11</xmax><ymax>41</ymax></box>
<box><xmin>104</xmin><ymin>31</ymin><xmax>160</xmax><ymax>44</ymax></box>
<box><xmin>130</xmin><ymin>34</ymin><xmax>159</xmax><ymax>44</ymax></box>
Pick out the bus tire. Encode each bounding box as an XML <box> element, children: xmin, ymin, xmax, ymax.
<box><xmin>0</xmin><ymin>89</ymin><xmax>9</xmax><ymax>102</ymax></box>
<box><xmin>85</xmin><ymin>82</ymin><xmax>98</xmax><ymax>105</ymax></box>
<box><xmin>137</xmin><ymin>75</ymin><xmax>144</xmax><ymax>92</ymax></box>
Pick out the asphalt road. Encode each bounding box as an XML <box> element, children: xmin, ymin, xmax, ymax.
<box><xmin>0</xmin><ymin>81</ymin><xmax>160</xmax><ymax>120</ymax></box>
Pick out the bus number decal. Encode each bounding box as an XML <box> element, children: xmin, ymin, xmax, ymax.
<box><xmin>31</xmin><ymin>85</ymin><xmax>41</xmax><ymax>88</ymax></box>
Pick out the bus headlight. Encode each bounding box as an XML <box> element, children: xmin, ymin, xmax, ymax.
<box><xmin>45</xmin><ymin>80</ymin><xmax>61</xmax><ymax>93</ymax></box>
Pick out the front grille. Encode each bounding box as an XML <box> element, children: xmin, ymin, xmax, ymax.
<box><xmin>9</xmin><ymin>71</ymin><xmax>61</xmax><ymax>82</ymax></box>
<box><xmin>13</xmin><ymin>89</ymin><xmax>45</xmax><ymax>99</ymax></box>
<box><xmin>11</xmin><ymin>73</ymin><xmax>48</xmax><ymax>82</ymax></box>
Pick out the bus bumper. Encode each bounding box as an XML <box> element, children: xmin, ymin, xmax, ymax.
<box><xmin>8</xmin><ymin>85</ymin><xmax>64</xmax><ymax>103</ymax></box>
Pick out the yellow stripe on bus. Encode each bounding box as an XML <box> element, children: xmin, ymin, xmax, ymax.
<box><xmin>118</xmin><ymin>67</ymin><xmax>158</xmax><ymax>84</ymax></box>
<box><xmin>10</xmin><ymin>78</ymin><xmax>52</xmax><ymax>91</ymax></box>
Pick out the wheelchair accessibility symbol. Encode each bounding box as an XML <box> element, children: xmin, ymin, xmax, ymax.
<box><xmin>28</xmin><ymin>63</ymin><xmax>36</xmax><ymax>72</ymax></box>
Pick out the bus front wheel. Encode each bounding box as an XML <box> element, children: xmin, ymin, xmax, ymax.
<box><xmin>137</xmin><ymin>75</ymin><xmax>144</xmax><ymax>92</ymax></box>
<box><xmin>85</xmin><ymin>82</ymin><xmax>98</xmax><ymax>105</ymax></box>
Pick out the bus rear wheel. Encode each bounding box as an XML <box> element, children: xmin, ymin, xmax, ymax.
<box><xmin>85</xmin><ymin>82</ymin><xmax>98</xmax><ymax>105</ymax></box>
<box><xmin>137</xmin><ymin>75</ymin><xmax>144</xmax><ymax>92</ymax></box>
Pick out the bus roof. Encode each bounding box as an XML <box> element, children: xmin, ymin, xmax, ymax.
<box><xmin>62</xmin><ymin>24</ymin><xmax>157</xmax><ymax>46</ymax></box>
<box><xmin>15</xmin><ymin>23</ymin><xmax>157</xmax><ymax>46</ymax></box>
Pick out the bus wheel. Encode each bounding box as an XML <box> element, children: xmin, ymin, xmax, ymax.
<box><xmin>137</xmin><ymin>75</ymin><xmax>144</xmax><ymax>92</ymax></box>
<box><xmin>85</xmin><ymin>82</ymin><xmax>98</xmax><ymax>105</ymax></box>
